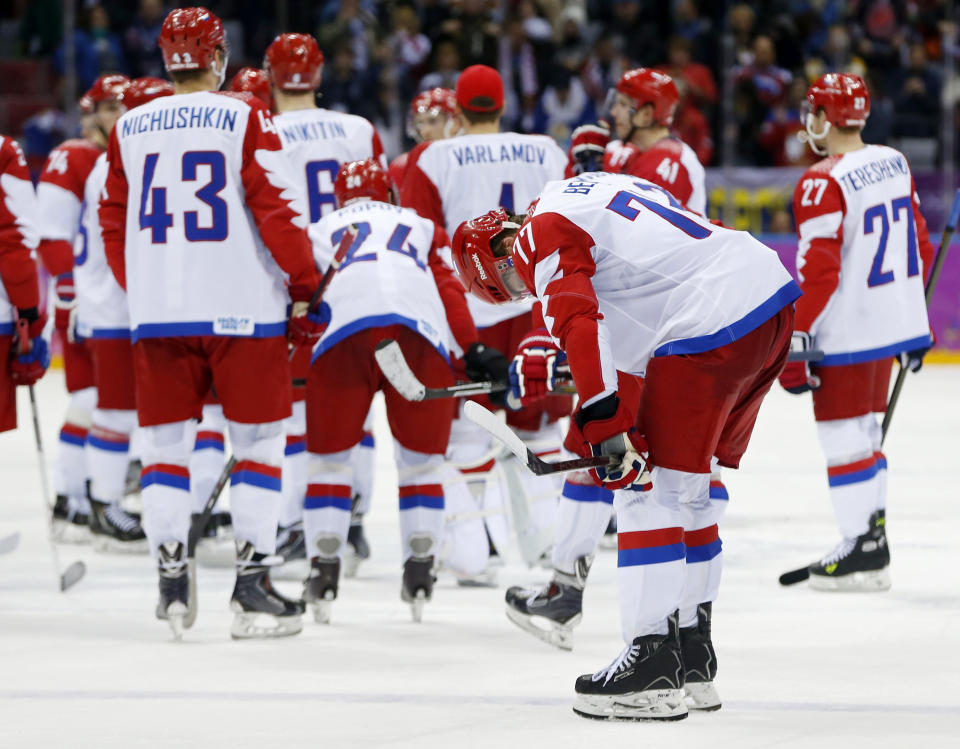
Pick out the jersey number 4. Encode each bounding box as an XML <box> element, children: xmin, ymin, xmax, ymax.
<box><xmin>864</xmin><ymin>197</ymin><xmax>920</xmax><ymax>288</ymax></box>
<box><xmin>330</xmin><ymin>221</ymin><xmax>427</xmax><ymax>272</ymax></box>
<box><xmin>140</xmin><ymin>151</ymin><xmax>227</xmax><ymax>243</ymax></box>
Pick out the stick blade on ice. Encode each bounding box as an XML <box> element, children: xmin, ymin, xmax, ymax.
<box><xmin>375</xmin><ymin>339</ymin><xmax>426</xmax><ymax>401</ymax></box>
<box><xmin>60</xmin><ymin>560</ymin><xmax>86</xmax><ymax>592</ymax></box>
<box><xmin>0</xmin><ymin>532</ymin><xmax>20</xmax><ymax>555</ymax></box>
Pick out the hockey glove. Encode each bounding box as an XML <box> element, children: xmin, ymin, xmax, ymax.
<box><xmin>568</xmin><ymin>123</ymin><xmax>609</xmax><ymax>175</ymax></box>
<box><xmin>508</xmin><ymin>328</ymin><xmax>569</xmax><ymax>408</ymax></box>
<box><xmin>575</xmin><ymin>392</ymin><xmax>651</xmax><ymax>491</ymax></box>
<box><xmin>11</xmin><ymin>310</ymin><xmax>50</xmax><ymax>386</ymax></box>
<box><xmin>778</xmin><ymin>331</ymin><xmax>821</xmax><ymax>394</ymax></box>
<box><xmin>53</xmin><ymin>273</ymin><xmax>78</xmax><ymax>343</ymax></box>
<box><xmin>897</xmin><ymin>332</ymin><xmax>933</xmax><ymax>373</ymax></box>
<box><xmin>464</xmin><ymin>342</ymin><xmax>510</xmax><ymax>407</ymax></box>
<box><xmin>287</xmin><ymin>300</ymin><xmax>331</xmax><ymax>347</ymax></box>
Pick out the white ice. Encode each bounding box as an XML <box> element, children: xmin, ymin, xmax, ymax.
<box><xmin>1</xmin><ymin>369</ymin><xmax>959</xmax><ymax>748</ymax></box>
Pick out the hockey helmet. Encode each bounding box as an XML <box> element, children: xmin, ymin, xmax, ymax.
<box><xmin>229</xmin><ymin>67</ymin><xmax>272</xmax><ymax>109</ymax></box>
<box><xmin>334</xmin><ymin>159</ymin><xmax>392</xmax><ymax>207</ymax></box>
<box><xmin>800</xmin><ymin>73</ymin><xmax>870</xmax><ymax>154</ymax></box>
<box><xmin>615</xmin><ymin>68</ymin><xmax>679</xmax><ymax>127</ymax></box>
<box><xmin>120</xmin><ymin>77</ymin><xmax>174</xmax><ymax>110</ymax></box>
<box><xmin>79</xmin><ymin>74</ymin><xmax>130</xmax><ymax>115</ymax></box>
<box><xmin>451</xmin><ymin>208</ymin><xmax>529</xmax><ymax>305</ymax></box>
<box><xmin>158</xmin><ymin>7</ymin><xmax>227</xmax><ymax>84</ymax></box>
<box><xmin>407</xmin><ymin>87</ymin><xmax>458</xmax><ymax>141</ymax></box>
<box><xmin>264</xmin><ymin>33</ymin><xmax>324</xmax><ymax>92</ymax></box>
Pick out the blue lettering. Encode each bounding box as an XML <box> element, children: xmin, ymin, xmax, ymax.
<box><xmin>189</xmin><ymin>107</ymin><xmax>202</xmax><ymax>128</ymax></box>
<box><xmin>500</xmin><ymin>145</ymin><xmax>511</xmax><ymax>161</ymax></box>
<box><xmin>202</xmin><ymin>107</ymin><xmax>215</xmax><ymax>128</ymax></box>
<box><xmin>512</xmin><ymin>144</ymin><xmax>524</xmax><ymax>161</ymax></box>
<box><xmin>121</xmin><ymin>118</ymin><xmax>132</xmax><ymax>138</ymax></box>
<box><xmin>176</xmin><ymin>107</ymin><xmax>188</xmax><ymax>128</ymax></box>
<box><xmin>222</xmin><ymin>109</ymin><xmax>236</xmax><ymax>132</ymax></box>
<box><xmin>150</xmin><ymin>109</ymin><xmax>163</xmax><ymax>131</ymax></box>
<box><xmin>162</xmin><ymin>108</ymin><xmax>175</xmax><ymax>129</ymax></box>
<box><xmin>452</xmin><ymin>148</ymin><xmax>463</xmax><ymax>166</ymax></box>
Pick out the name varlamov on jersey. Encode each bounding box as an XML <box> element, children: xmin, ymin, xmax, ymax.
<box><xmin>451</xmin><ymin>142</ymin><xmax>550</xmax><ymax>166</ymax></box>
<box><xmin>120</xmin><ymin>105</ymin><xmax>239</xmax><ymax>137</ymax></box>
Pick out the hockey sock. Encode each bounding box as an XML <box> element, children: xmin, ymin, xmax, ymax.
<box><xmin>551</xmin><ymin>472</ymin><xmax>613</xmax><ymax>575</ymax></box>
<box><xmin>228</xmin><ymin>420</ymin><xmax>284</xmax><ymax>555</ymax></box>
<box><xmin>139</xmin><ymin>421</ymin><xmax>197</xmax><ymax>556</ymax></box>
<box><xmin>304</xmin><ymin>448</ymin><xmax>354</xmax><ymax>559</ymax></box>
<box><xmin>86</xmin><ymin>409</ymin><xmax>136</xmax><ymax>503</ymax></box>
<box><xmin>54</xmin><ymin>386</ymin><xmax>96</xmax><ymax>502</ymax></box>
<box><xmin>397</xmin><ymin>444</ymin><xmax>445</xmax><ymax>562</ymax></box>
<box><xmin>817</xmin><ymin>415</ymin><xmax>882</xmax><ymax>538</ymax></box>
<box><xmin>280</xmin><ymin>401</ymin><xmax>307</xmax><ymax>528</ymax></box>
<box><xmin>351</xmin><ymin>408</ymin><xmax>376</xmax><ymax>517</ymax></box>
<box><xmin>190</xmin><ymin>405</ymin><xmax>227</xmax><ymax>514</ymax></box>
<box><xmin>679</xmin><ymin>471</ymin><xmax>725</xmax><ymax>628</ymax></box>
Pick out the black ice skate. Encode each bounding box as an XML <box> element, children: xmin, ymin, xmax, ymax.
<box><xmin>303</xmin><ymin>556</ymin><xmax>340</xmax><ymax>624</ymax></box>
<box><xmin>51</xmin><ymin>494</ymin><xmax>90</xmax><ymax>544</ymax></box>
<box><xmin>343</xmin><ymin>515</ymin><xmax>371</xmax><ymax>578</ymax></box>
<box><xmin>401</xmin><ymin>555</ymin><xmax>435</xmax><ymax>623</ymax></box>
<box><xmin>89</xmin><ymin>498</ymin><xmax>148</xmax><ymax>553</ymax></box>
<box><xmin>504</xmin><ymin>556</ymin><xmax>591</xmax><ymax>651</ymax></box>
<box><xmin>680</xmin><ymin>602</ymin><xmax>721</xmax><ymax>711</ymax></box>
<box><xmin>276</xmin><ymin>521</ymin><xmax>306</xmax><ymax>563</ymax></box>
<box><xmin>155</xmin><ymin>541</ymin><xmax>196</xmax><ymax>641</ymax></box>
<box><xmin>230</xmin><ymin>541</ymin><xmax>304</xmax><ymax>639</ymax></box>
<box><xmin>808</xmin><ymin>510</ymin><xmax>890</xmax><ymax>592</ymax></box>
<box><xmin>573</xmin><ymin>614</ymin><xmax>687</xmax><ymax>721</ymax></box>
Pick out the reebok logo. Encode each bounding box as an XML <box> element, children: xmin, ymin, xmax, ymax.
<box><xmin>471</xmin><ymin>253</ymin><xmax>487</xmax><ymax>280</ymax></box>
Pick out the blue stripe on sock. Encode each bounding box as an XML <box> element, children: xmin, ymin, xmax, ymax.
<box><xmin>561</xmin><ymin>481</ymin><xmax>614</xmax><ymax>504</ymax></box>
<box><xmin>686</xmin><ymin>538</ymin><xmax>722</xmax><ymax>563</ymax></box>
<box><xmin>304</xmin><ymin>495</ymin><xmax>353</xmax><ymax>511</ymax></box>
<box><xmin>230</xmin><ymin>470</ymin><xmax>281</xmax><ymax>492</ymax></box>
<box><xmin>398</xmin><ymin>494</ymin><xmax>445</xmax><ymax>511</ymax></box>
<box><xmin>617</xmin><ymin>543</ymin><xmax>686</xmax><ymax>567</ymax></box>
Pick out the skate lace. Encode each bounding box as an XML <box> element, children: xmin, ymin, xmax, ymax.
<box><xmin>820</xmin><ymin>537</ymin><xmax>856</xmax><ymax>566</ymax></box>
<box><xmin>592</xmin><ymin>642</ymin><xmax>640</xmax><ymax>686</ymax></box>
<box><xmin>105</xmin><ymin>503</ymin><xmax>139</xmax><ymax>533</ymax></box>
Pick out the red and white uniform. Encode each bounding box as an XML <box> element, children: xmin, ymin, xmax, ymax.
<box><xmin>793</xmin><ymin>144</ymin><xmax>933</xmax><ymax>367</ymax></box>
<box><xmin>402</xmin><ymin>132</ymin><xmax>567</xmax><ymax>327</ymax></box>
<box><xmin>0</xmin><ymin>135</ymin><xmax>40</xmax><ymax>432</ymax></box>
<box><xmin>603</xmin><ymin>136</ymin><xmax>706</xmax><ymax>216</ymax></box>
<box><xmin>101</xmin><ymin>91</ymin><xmax>315</xmax><ymax>344</ymax></box>
<box><xmin>273</xmin><ymin>108</ymin><xmax>385</xmax><ymax>224</ymax></box>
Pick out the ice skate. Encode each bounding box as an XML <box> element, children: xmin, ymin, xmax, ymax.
<box><xmin>809</xmin><ymin>510</ymin><xmax>891</xmax><ymax>592</ymax></box>
<box><xmin>89</xmin><ymin>499</ymin><xmax>148</xmax><ymax>553</ymax></box>
<box><xmin>277</xmin><ymin>521</ymin><xmax>306</xmax><ymax>563</ymax></box>
<box><xmin>124</xmin><ymin>458</ymin><xmax>143</xmax><ymax>496</ymax></box>
<box><xmin>680</xmin><ymin>602</ymin><xmax>721</xmax><ymax>711</ymax></box>
<box><xmin>230</xmin><ymin>541</ymin><xmax>304</xmax><ymax>639</ymax></box>
<box><xmin>155</xmin><ymin>541</ymin><xmax>196</xmax><ymax>641</ymax></box>
<box><xmin>573</xmin><ymin>614</ymin><xmax>687</xmax><ymax>722</ymax></box>
<box><xmin>343</xmin><ymin>517</ymin><xmax>370</xmax><ymax>578</ymax></box>
<box><xmin>303</xmin><ymin>557</ymin><xmax>340</xmax><ymax>624</ymax></box>
<box><xmin>504</xmin><ymin>557</ymin><xmax>591</xmax><ymax>651</ymax></box>
<box><xmin>401</xmin><ymin>555</ymin><xmax>435</xmax><ymax>623</ymax></box>
<box><xmin>50</xmin><ymin>494</ymin><xmax>91</xmax><ymax>544</ymax></box>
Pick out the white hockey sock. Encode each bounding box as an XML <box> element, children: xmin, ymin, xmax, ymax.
<box><xmin>818</xmin><ymin>415</ymin><xmax>882</xmax><ymax>538</ymax></box>
<box><xmin>551</xmin><ymin>472</ymin><xmax>613</xmax><ymax>575</ymax></box>
<box><xmin>86</xmin><ymin>409</ymin><xmax>136</xmax><ymax>503</ymax></box>
<box><xmin>280</xmin><ymin>401</ymin><xmax>307</xmax><ymax>528</ymax></box>
<box><xmin>397</xmin><ymin>444</ymin><xmax>445</xmax><ymax>562</ymax></box>
<box><xmin>351</xmin><ymin>407</ymin><xmax>376</xmax><ymax>517</ymax></box>
<box><xmin>139</xmin><ymin>421</ymin><xmax>197</xmax><ymax>556</ymax></box>
<box><xmin>190</xmin><ymin>405</ymin><xmax>226</xmax><ymax>514</ymax></box>
<box><xmin>679</xmin><ymin>472</ymin><xmax>725</xmax><ymax>628</ymax></box>
<box><xmin>54</xmin><ymin>387</ymin><xmax>96</xmax><ymax>500</ymax></box>
<box><xmin>228</xmin><ymin>420</ymin><xmax>284</xmax><ymax>555</ymax></box>
<box><xmin>304</xmin><ymin>449</ymin><xmax>354</xmax><ymax>560</ymax></box>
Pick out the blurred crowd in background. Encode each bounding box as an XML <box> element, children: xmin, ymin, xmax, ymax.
<box><xmin>1</xmin><ymin>1</ymin><xmax>957</xmax><ymax>224</ymax></box>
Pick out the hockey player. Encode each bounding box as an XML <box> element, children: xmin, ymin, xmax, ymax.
<box><xmin>99</xmin><ymin>7</ymin><xmax>323</xmax><ymax>640</ymax></box>
<box><xmin>401</xmin><ymin>65</ymin><xmax>569</xmax><ymax>580</ymax></box>
<box><xmin>36</xmin><ymin>73</ymin><xmax>143</xmax><ymax>544</ymax></box>
<box><xmin>388</xmin><ymin>87</ymin><xmax>458</xmax><ymax>189</ymax></box>
<box><xmin>779</xmin><ymin>73</ymin><xmax>934</xmax><ymax>591</ymax></box>
<box><xmin>265</xmin><ymin>32</ymin><xmax>386</xmax><ymax>572</ymax></box>
<box><xmin>303</xmin><ymin>158</ymin><xmax>478</xmax><ymax>623</ymax></box>
<box><xmin>229</xmin><ymin>67</ymin><xmax>272</xmax><ymax>109</ymax></box>
<box><xmin>74</xmin><ymin>77</ymin><xmax>173</xmax><ymax>554</ymax></box>
<box><xmin>1</xmin><ymin>134</ymin><xmax>46</xmax><ymax>430</ymax></box>
<box><xmin>453</xmin><ymin>172</ymin><xmax>799</xmax><ymax>720</ymax></box>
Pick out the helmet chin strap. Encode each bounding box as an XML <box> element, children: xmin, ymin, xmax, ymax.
<box><xmin>211</xmin><ymin>51</ymin><xmax>229</xmax><ymax>90</ymax></box>
<box><xmin>798</xmin><ymin>113</ymin><xmax>830</xmax><ymax>156</ymax></box>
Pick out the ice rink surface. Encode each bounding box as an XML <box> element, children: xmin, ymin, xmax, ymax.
<box><xmin>1</xmin><ymin>369</ymin><xmax>959</xmax><ymax>748</ymax></box>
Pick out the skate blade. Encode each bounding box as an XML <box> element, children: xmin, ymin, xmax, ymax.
<box><xmin>229</xmin><ymin>605</ymin><xmax>303</xmax><ymax>639</ymax></box>
<box><xmin>50</xmin><ymin>522</ymin><xmax>92</xmax><ymax>545</ymax></box>
<box><xmin>92</xmin><ymin>535</ymin><xmax>149</xmax><ymax>555</ymax></box>
<box><xmin>310</xmin><ymin>592</ymin><xmax>335</xmax><ymax>624</ymax></box>
<box><xmin>684</xmin><ymin>681</ymin><xmax>722</xmax><ymax>711</ymax></box>
<box><xmin>572</xmin><ymin>689</ymin><xmax>688</xmax><ymax>721</ymax></box>
<box><xmin>454</xmin><ymin>570</ymin><xmax>498</xmax><ymax>588</ymax></box>
<box><xmin>809</xmin><ymin>568</ymin><xmax>891</xmax><ymax>592</ymax></box>
<box><xmin>164</xmin><ymin>602</ymin><xmax>188</xmax><ymax>641</ymax></box>
<box><xmin>410</xmin><ymin>590</ymin><xmax>426</xmax><ymax>623</ymax></box>
<box><xmin>505</xmin><ymin>606</ymin><xmax>579</xmax><ymax>651</ymax></box>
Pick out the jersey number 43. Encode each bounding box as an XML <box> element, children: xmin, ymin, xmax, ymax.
<box><xmin>140</xmin><ymin>151</ymin><xmax>227</xmax><ymax>243</ymax></box>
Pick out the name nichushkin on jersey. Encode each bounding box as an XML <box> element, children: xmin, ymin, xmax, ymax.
<box><xmin>451</xmin><ymin>143</ymin><xmax>549</xmax><ymax>167</ymax></box>
<box><xmin>120</xmin><ymin>106</ymin><xmax>239</xmax><ymax>137</ymax></box>
<box><xmin>836</xmin><ymin>153</ymin><xmax>909</xmax><ymax>193</ymax></box>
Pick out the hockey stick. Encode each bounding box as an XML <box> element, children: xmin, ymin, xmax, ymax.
<box><xmin>463</xmin><ymin>401</ymin><xmax>615</xmax><ymax>476</ymax></box>
<box><xmin>187</xmin><ymin>454</ymin><xmax>238</xmax><ymax>558</ymax></box>
<box><xmin>787</xmin><ymin>349</ymin><xmax>824</xmax><ymax>363</ymax></box>
<box><xmin>780</xmin><ymin>189</ymin><xmax>960</xmax><ymax>587</ymax></box>
<box><xmin>23</xmin><ymin>379</ymin><xmax>86</xmax><ymax>592</ymax></box>
<box><xmin>0</xmin><ymin>532</ymin><xmax>20</xmax><ymax>555</ymax></box>
<box><xmin>880</xmin><ymin>187</ymin><xmax>960</xmax><ymax>444</ymax></box>
<box><xmin>375</xmin><ymin>338</ymin><xmax>576</xmax><ymax>401</ymax></box>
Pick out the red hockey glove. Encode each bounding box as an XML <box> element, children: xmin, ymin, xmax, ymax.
<box><xmin>507</xmin><ymin>328</ymin><xmax>569</xmax><ymax>408</ymax></box>
<box><xmin>575</xmin><ymin>392</ymin><xmax>651</xmax><ymax>491</ymax></box>
<box><xmin>778</xmin><ymin>331</ymin><xmax>821</xmax><ymax>394</ymax></box>
<box><xmin>11</xmin><ymin>310</ymin><xmax>50</xmax><ymax>386</ymax></box>
<box><xmin>568</xmin><ymin>123</ymin><xmax>609</xmax><ymax>175</ymax></box>
<box><xmin>53</xmin><ymin>273</ymin><xmax>78</xmax><ymax>343</ymax></box>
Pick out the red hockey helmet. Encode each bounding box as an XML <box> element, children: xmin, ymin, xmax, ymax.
<box><xmin>158</xmin><ymin>7</ymin><xmax>227</xmax><ymax>76</ymax></box>
<box><xmin>616</xmin><ymin>68</ymin><xmax>679</xmax><ymax>127</ymax></box>
<box><xmin>411</xmin><ymin>87</ymin><xmax>457</xmax><ymax>119</ymax></box>
<box><xmin>120</xmin><ymin>77</ymin><xmax>174</xmax><ymax>110</ymax></box>
<box><xmin>264</xmin><ymin>33</ymin><xmax>324</xmax><ymax>92</ymax></box>
<box><xmin>806</xmin><ymin>73</ymin><xmax>870</xmax><ymax>127</ymax></box>
<box><xmin>334</xmin><ymin>159</ymin><xmax>392</xmax><ymax>207</ymax></box>
<box><xmin>451</xmin><ymin>209</ymin><xmax>528</xmax><ymax>305</ymax></box>
<box><xmin>79</xmin><ymin>74</ymin><xmax>130</xmax><ymax>115</ymax></box>
<box><xmin>229</xmin><ymin>67</ymin><xmax>272</xmax><ymax>108</ymax></box>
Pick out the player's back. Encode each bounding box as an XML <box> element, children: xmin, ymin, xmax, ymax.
<box><xmin>105</xmin><ymin>90</ymin><xmax>301</xmax><ymax>340</ymax></box>
<box><xmin>0</xmin><ymin>135</ymin><xmax>38</xmax><ymax>328</ymax></box>
<box><xmin>310</xmin><ymin>200</ymin><xmax>453</xmax><ymax>361</ymax></box>
<box><xmin>36</xmin><ymin>138</ymin><xmax>101</xmax><ymax>252</ymax></box>
<box><xmin>274</xmin><ymin>108</ymin><xmax>384</xmax><ymax>223</ymax></box>
<box><xmin>604</xmin><ymin>137</ymin><xmax>705</xmax><ymax>215</ymax></box>
<box><xmin>794</xmin><ymin>144</ymin><xmax>930</xmax><ymax>362</ymax></box>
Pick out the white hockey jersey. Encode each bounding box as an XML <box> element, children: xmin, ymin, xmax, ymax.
<box><xmin>273</xmin><ymin>108</ymin><xmax>385</xmax><ymax>223</ymax></box>
<box><xmin>402</xmin><ymin>132</ymin><xmax>567</xmax><ymax>328</ymax></box>
<box><xmin>74</xmin><ymin>153</ymin><xmax>129</xmax><ymax>339</ymax></box>
<box><xmin>99</xmin><ymin>90</ymin><xmax>318</xmax><ymax>342</ymax></box>
<box><xmin>792</xmin><ymin>144</ymin><xmax>933</xmax><ymax>365</ymax></box>
<box><xmin>511</xmin><ymin>172</ymin><xmax>801</xmax><ymax>404</ymax></box>
<box><xmin>0</xmin><ymin>136</ymin><xmax>39</xmax><ymax>332</ymax></box>
<box><xmin>310</xmin><ymin>200</ymin><xmax>459</xmax><ymax>362</ymax></box>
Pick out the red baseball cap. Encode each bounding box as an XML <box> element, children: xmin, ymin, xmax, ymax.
<box><xmin>456</xmin><ymin>65</ymin><xmax>504</xmax><ymax>113</ymax></box>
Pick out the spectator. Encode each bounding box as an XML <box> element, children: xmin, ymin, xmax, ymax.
<box><xmin>123</xmin><ymin>0</ymin><xmax>166</xmax><ymax>79</ymax></box>
<box><xmin>728</xmin><ymin>3</ymin><xmax>758</xmax><ymax>66</ymax></box>
<box><xmin>607</xmin><ymin>0</ymin><xmax>670</xmax><ymax>68</ymax></box>
<box><xmin>318</xmin><ymin>0</ymin><xmax>379</xmax><ymax>74</ymax></box>
<box><xmin>18</xmin><ymin>0</ymin><xmax>62</xmax><ymax>57</ymax></box>
<box><xmin>439</xmin><ymin>0</ymin><xmax>500</xmax><ymax>69</ymax></box>
<box><xmin>499</xmin><ymin>16</ymin><xmax>540</xmax><ymax>131</ymax></box>
<box><xmin>319</xmin><ymin>44</ymin><xmax>378</xmax><ymax>121</ymax></box>
<box><xmin>891</xmin><ymin>42</ymin><xmax>942</xmax><ymax>137</ymax></box>
<box><xmin>581</xmin><ymin>34</ymin><xmax>629</xmax><ymax>109</ymax></box>
<box><xmin>673</xmin><ymin>95</ymin><xmax>715</xmax><ymax>166</ymax></box>
<box><xmin>54</xmin><ymin>6</ymin><xmax>128</xmax><ymax>90</ymax></box>
<box><xmin>87</xmin><ymin>5</ymin><xmax>127</xmax><ymax>77</ymax></box>
<box><xmin>672</xmin><ymin>0</ymin><xmax>715</xmax><ymax>70</ymax></box>
<box><xmin>659</xmin><ymin>36</ymin><xmax>717</xmax><ymax>110</ymax></box>
<box><xmin>420</xmin><ymin>38</ymin><xmax>461</xmax><ymax>92</ymax></box>
<box><xmin>732</xmin><ymin>35</ymin><xmax>793</xmax><ymax>164</ymax></box>
<box><xmin>532</xmin><ymin>66</ymin><xmax>596</xmax><ymax>146</ymax></box>
<box><xmin>388</xmin><ymin>4</ymin><xmax>432</xmax><ymax>101</ymax></box>
<box><xmin>758</xmin><ymin>77</ymin><xmax>818</xmax><ymax>167</ymax></box>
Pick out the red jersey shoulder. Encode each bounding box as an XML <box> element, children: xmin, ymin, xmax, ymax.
<box><xmin>0</xmin><ymin>136</ymin><xmax>29</xmax><ymax>177</ymax></box>
<box><xmin>801</xmin><ymin>154</ymin><xmax>844</xmax><ymax>179</ymax></box>
<box><xmin>39</xmin><ymin>138</ymin><xmax>102</xmax><ymax>193</ymax></box>
<box><xmin>213</xmin><ymin>89</ymin><xmax>262</xmax><ymax>110</ymax></box>
<box><xmin>389</xmin><ymin>152</ymin><xmax>409</xmax><ymax>189</ymax></box>
<box><xmin>793</xmin><ymin>155</ymin><xmax>846</xmax><ymax>221</ymax></box>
